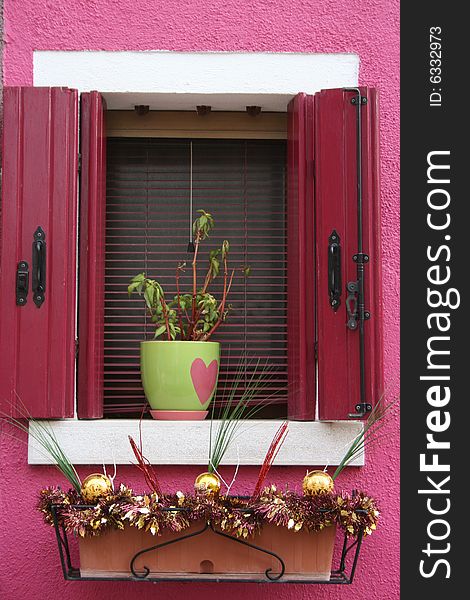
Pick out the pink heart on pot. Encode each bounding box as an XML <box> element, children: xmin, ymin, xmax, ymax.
<box><xmin>190</xmin><ymin>358</ymin><xmax>219</xmax><ymax>405</ymax></box>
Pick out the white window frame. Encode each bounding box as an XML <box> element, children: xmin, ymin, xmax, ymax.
<box><xmin>28</xmin><ymin>50</ymin><xmax>364</xmax><ymax>467</ymax></box>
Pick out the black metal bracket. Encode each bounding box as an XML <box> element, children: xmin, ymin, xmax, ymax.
<box><xmin>32</xmin><ymin>226</ymin><xmax>46</xmax><ymax>308</ymax></box>
<box><xmin>51</xmin><ymin>502</ymin><xmax>366</xmax><ymax>584</ymax></box>
<box><xmin>328</xmin><ymin>230</ymin><xmax>342</xmax><ymax>311</ymax></box>
<box><xmin>348</xmin><ymin>403</ymin><xmax>373</xmax><ymax>418</ymax></box>
<box><xmin>350</xmin><ymin>96</ymin><xmax>368</xmax><ymax>106</ymax></box>
<box><xmin>353</xmin><ymin>252</ymin><xmax>369</xmax><ymax>264</ymax></box>
<box><xmin>16</xmin><ymin>261</ymin><xmax>29</xmax><ymax>306</ymax></box>
<box><xmin>131</xmin><ymin>519</ymin><xmax>286</xmax><ymax>581</ymax></box>
<box><xmin>343</xmin><ymin>87</ymin><xmax>371</xmax><ymax>419</ymax></box>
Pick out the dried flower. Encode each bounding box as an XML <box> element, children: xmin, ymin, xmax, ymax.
<box><xmin>38</xmin><ymin>486</ymin><xmax>379</xmax><ymax>540</ymax></box>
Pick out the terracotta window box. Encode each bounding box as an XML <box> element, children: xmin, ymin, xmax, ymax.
<box><xmin>79</xmin><ymin>523</ymin><xmax>336</xmax><ymax>581</ymax></box>
<box><xmin>52</xmin><ymin>507</ymin><xmax>366</xmax><ymax>584</ymax></box>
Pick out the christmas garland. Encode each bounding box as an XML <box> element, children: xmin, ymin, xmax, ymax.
<box><xmin>38</xmin><ymin>484</ymin><xmax>379</xmax><ymax>540</ymax></box>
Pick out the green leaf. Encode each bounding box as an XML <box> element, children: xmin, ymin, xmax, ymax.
<box><xmin>211</xmin><ymin>258</ymin><xmax>220</xmax><ymax>277</ymax></box>
<box><xmin>144</xmin><ymin>285</ymin><xmax>155</xmax><ymax>309</ymax></box>
<box><xmin>154</xmin><ymin>325</ymin><xmax>167</xmax><ymax>338</ymax></box>
<box><xmin>127</xmin><ymin>282</ymin><xmax>139</xmax><ymax>295</ymax></box>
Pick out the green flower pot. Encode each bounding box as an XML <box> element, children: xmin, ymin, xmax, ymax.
<box><xmin>140</xmin><ymin>341</ymin><xmax>220</xmax><ymax>420</ymax></box>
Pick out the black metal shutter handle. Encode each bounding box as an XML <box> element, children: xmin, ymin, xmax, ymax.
<box><xmin>32</xmin><ymin>227</ymin><xmax>46</xmax><ymax>308</ymax></box>
<box><xmin>35</xmin><ymin>242</ymin><xmax>44</xmax><ymax>291</ymax></box>
<box><xmin>328</xmin><ymin>230</ymin><xmax>341</xmax><ymax>311</ymax></box>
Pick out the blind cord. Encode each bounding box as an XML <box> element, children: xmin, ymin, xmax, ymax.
<box><xmin>187</xmin><ymin>140</ymin><xmax>195</xmax><ymax>253</ymax></box>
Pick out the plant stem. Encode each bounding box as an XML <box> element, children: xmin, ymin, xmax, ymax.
<box><xmin>203</xmin><ymin>260</ymin><xmax>234</xmax><ymax>341</ymax></box>
<box><xmin>191</xmin><ymin>307</ymin><xmax>203</xmax><ymax>340</ymax></box>
<box><xmin>191</xmin><ymin>232</ymin><xmax>201</xmax><ymax>324</ymax></box>
<box><xmin>201</xmin><ymin>263</ymin><xmax>214</xmax><ymax>295</ymax></box>
<box><xmin>175</xmin><ymin>265</ymin><xmax>186</xmax><ymax>340</ymax></box>
<box><xmin>159</xmin><ymin>291</ymin><xmax>172</xmax><ymax>341</ymax></box>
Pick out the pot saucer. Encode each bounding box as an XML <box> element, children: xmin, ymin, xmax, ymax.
<box><xmin>150</xmin><ymin>410</ymin><xmax>209</xmax><ymax>421</ymax></box>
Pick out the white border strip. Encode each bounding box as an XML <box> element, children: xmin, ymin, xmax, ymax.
<box><xmin>28</xmin><ymin>420</ymin><xmax>363</xmax><ymax>466</ymax></box>
<box><xmin>33</xmin><ymin>50</ymin><xmax>359</xmax><ymax>96</ymax></box>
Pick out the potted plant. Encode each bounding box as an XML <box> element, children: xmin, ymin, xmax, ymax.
<box><xmin>128</xmin><ymin>210</ymin><xmax>246</xmax><ymax>420</ymax></box>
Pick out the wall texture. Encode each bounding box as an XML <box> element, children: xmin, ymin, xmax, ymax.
<box><xmin>0</xmin><ymin>1</ymin><xmax>400</xmax><ymax>599</ymax></box>
<box><xmin>0</xmin><ymin>0</ymin><xmax>3</xmax><ymax>161</ymax></box>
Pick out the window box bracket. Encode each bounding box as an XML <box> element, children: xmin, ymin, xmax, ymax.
<box><xmin>51</xmin><ymin>502</ymin><xmax>366</xmax><ymax>584</ymax></box>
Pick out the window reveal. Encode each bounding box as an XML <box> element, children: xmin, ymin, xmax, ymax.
<box><xmin>104</xmin><ymin>138</ymin><xmax>287</xmax><ymax>416</ymax></box>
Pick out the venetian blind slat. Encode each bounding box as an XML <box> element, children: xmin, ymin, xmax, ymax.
<box><xmin>104</xmin><ymin>138</ymin><xmax>287</xmax><ymax>416</ymax></box>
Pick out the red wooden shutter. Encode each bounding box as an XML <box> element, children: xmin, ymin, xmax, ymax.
<box><xmin>287</xmin><ymin>93</ymin><xmax>316</xmax><ymax>420</ymax></box>
<box><xmin>77</xmin><ymin>92</ymin><xmax>107</xmax><ymax>419</ymax></box>
<box><xmin>0</xmin><ymin>87</ymin><xmax>78</xmax><ymax>418</ymax></box>
<box><xmin>315</xmin><ymin>87</ymin><xmax>383</xmax><ymax>420</ymax></box>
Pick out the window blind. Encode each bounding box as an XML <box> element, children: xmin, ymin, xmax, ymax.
<box><xmin>104</xmin><ymin>138</ymin><xmax>287</xmax><ymax>416</ymax></box>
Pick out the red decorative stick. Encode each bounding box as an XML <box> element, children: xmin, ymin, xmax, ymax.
<box><xmin>252</xmin><ymin>421</ymin><xmax>289</xmax><ymax>500</ymax></box>
<box><xmin>128</xmin><ymin>435</ymin><xmax>163</xmax><ymax>497</ymax></box>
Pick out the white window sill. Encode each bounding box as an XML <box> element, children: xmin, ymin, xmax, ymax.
<box><xmin>28</xmin><ymin>420</ymin><xmax>364</xmax><ymax>467</ymax></box>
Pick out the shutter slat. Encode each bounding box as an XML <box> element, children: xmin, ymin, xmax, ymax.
<box><xmin>0</xmin><ymin>87</ymin><xmax>78</xmax><ymax>418</ymax></box>
<box><xmin>77</xmin><ymin>92</ymin><xmax>107</xmax><ymax>419</ymax></box>
<box><xmin>104</xmin><ymin>138</ymin><xmax>288</xmax><ymax>415</ymax></box>
<box><xmin>286</xmin><ymin>93</ymin><xmax>316</xmax><ymax>420</ymax></box>
<box><xmin>315</xmin><ymin>87</ymin><xmax>383</xmax><ymax>419</ymax></box>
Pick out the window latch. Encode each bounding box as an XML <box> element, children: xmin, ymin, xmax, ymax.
<box><xmin>16</xmin><ymin>261</ymin><xmax>29</xmax><ymax>306</ymax></box>
<box><xmin>346</xmin><ymin>275</ymin><xmax>370</xmax><ymax>331</ymax></box>
<box><xmin>345</xmin><ymin>281</ymin><xmax>358</xmax><ymax>330</ymax></box>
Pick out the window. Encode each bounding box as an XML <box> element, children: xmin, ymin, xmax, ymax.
<box><xmin>104</xmin><ymin>136</ymin><xmax>288</xmax><ymax>417</ymax></box>
<box><xmin>0</xmin><ymin>86</ymin><xmax>383</xmax><ymax>423</ymax></box>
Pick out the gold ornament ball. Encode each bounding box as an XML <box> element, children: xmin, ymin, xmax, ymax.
<box><xmin>81</xmin><ymin>473</ymin><xmax>113</xmax><ymax>503</ymax></box>
<box><xmin>302</xmin><ymin>470</ymin><xmax>334</xmax><ymax>496</ymax></box>
<box><xmin>194</xmin><ymin>472</ymin><xmax>221</xmax><ymax>495</ymax></box>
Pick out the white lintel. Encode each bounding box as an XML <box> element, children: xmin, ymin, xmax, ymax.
<box><xmin>33</xmin><ymin>50</ymin><xmax>359</xmax><ymax>111</ymax></box>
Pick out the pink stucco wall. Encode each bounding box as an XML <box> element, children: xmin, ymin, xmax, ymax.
<box><xmin>0</xmin><ymin>1</ymin><xmax>400</xmax><ymax>599</ymax></box>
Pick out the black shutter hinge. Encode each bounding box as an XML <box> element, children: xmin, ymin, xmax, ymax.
<box><xmin>348</xmin><ymin>402</ymin><xmax>372</xmax><ymax>418</ymax></box>
<box><xmin>75</xmin><ymin>339</ymin><xmax>79</xmax><ymax>358</ymax></box>
<box><xmin>351</xmin><ymin>96</ymin><xmax>367</xmax><ymax>105</ymax></box>
<box><xmin>78</xmin><ymin>153</ymin><xmax>82</xmax><ymax>173</ymax></box>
